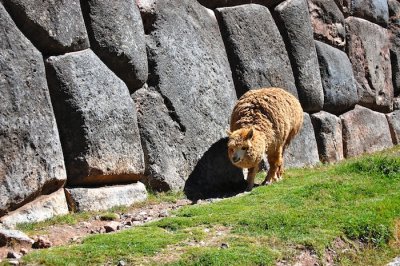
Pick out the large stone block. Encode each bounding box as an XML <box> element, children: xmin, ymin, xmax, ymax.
<box><xmin>284</xmin><ymin>113</ymin><xmax>320</xmax><ymax>168</ymax></box>
<box><xmin>342</xmin><ymin>0</ymin><xmax>389</xmax><ymax>26</ymax></box>
<box><xmin>216</xmin><ymin>4</ymin><xmax>298</xmax><ymax>98</ymax></box>
<box><xmin>386</xmin><ymin>110</ymin><xmax>400</xmax><ymax>144</ymax></box>
<box><xmin>45</xmin><ymin>49</ymin><xmax>145</xmax><ymax>186</ymax></box>
<box><xmin>274</xmin><ymin>0</ymin><xmax>324</xmax><ymax>112</ymax></box>
<box><xmin>2</xmin><ymin>0</ymin><xmax>89</xmax><ymax>55</ymax></box>
<box><xmin>81</xmin><ymin>0</ymin><xmax>148</xmax><ymax>91</ymax></box>
<box><xmin>340</xmin><ymin>105</ymin><xmax>393</xmax><ymax>158</ymax></box>
<box><xmin>0</xmin><ymin>5</ymin><xmax>66</xmax><ymax>216</ymax></box>
<box><xmin>389</xmin><ymin>0</ymin><xmax>400</xmax><ymax>95</ymax></box>
<box><xmin>346</xmin><ymin>17</ymin><xmax>393</xmax><ymax>113</ymax></box>
<box><xmin>132</xmin><ymin>88</ymin><xmax>188</xmax><ymax>191</ymax></box>
<box><xmin>65</xmin><ymin>182</ymin><xmax>147</xmax><ymax>212</ymax></box>
<box><xmin>308</xmin><ymin>0</ymin><xmax>346</xmax><ymax>49</ymax></box>
<box><xmin>133</xmin><ymin>88</ymin><xmax>245</xmax><ymax>196</ymax></box>
<box><xmin>0</xmin><ymin>189</ymin><xmax>69</xmax><ymax>228</ymax></box>
<box><xmin>141</xmin><ymin>0</ymin><xmax>238</xmax><ymax>191</ymax></box>
<box><xmin>311</xmin><ymin>111</ymin><xmax>343</xmax><ymax>163</ymax></box>
<box><xmin>315</xmin><ymin>41</ymin><xmax>358</xmax><ymax>114</ymax></box>
<box><xmin>198</xmin><ymin>0</ymin><xmax>284</xmax><ymax>9</ymax></box>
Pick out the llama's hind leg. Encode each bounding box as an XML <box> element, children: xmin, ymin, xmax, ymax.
<box><xmin>262</xmin><ymin>148</ymin><xmax>283</xmax><ymax>185</ymax></box>
<box><xmin>246</xmin><ymin>165</ymin><xmax>259</xmax><ymax>191</ymax></box>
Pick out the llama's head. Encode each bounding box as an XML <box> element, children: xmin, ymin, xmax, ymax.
<box><xmin>227</xmin><ymin>127</ymin><xmax>265</xmax><ymax>169</ymax></box>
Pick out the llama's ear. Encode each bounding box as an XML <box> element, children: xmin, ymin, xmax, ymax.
<box><xmin>246</xmin><ymin>128</ymin><xmax>254</xmax><ymax>140</ymax></box>
<box><xmin>226</xmin><ymin>129</ymin><xmax>232</xmax><ymax>137</ymax></box>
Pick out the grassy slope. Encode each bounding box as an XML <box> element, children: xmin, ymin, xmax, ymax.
<box><xmin>21</xmin><ymin>147</ymin><xmax>400</xmax><ymax>265</ymax></box>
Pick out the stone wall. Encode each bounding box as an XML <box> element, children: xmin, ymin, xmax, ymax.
<box><xmin>0</xmin><ymin>0</ymin><xmax>399</xmax><ymax>225</ymax></box>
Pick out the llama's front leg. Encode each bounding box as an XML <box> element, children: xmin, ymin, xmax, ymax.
<box><xmin>246</xmin><ymin>166</ymin><xmax>259</xmax><ymax>191</ymax></box>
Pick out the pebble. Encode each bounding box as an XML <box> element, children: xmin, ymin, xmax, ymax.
<box><xmin>104</xmin><ymin>221</ymin><xmax>120</xmax><ymax>233</ymax></box>
<box><xmin>387</xmin><ymin>256</ymin><xmax>400</xmax><ymax>266</ymax></box>
<box><xmin>138</xmin><ymin>211</ymin><xmax>147</xmax><ymax>217</ymax></box>
<box><xmin>7</xmin><ymin>251</ymin><xmax>21</xmax><ymax>259</ymax></box>
<box><xmin>159</xmin><ymin>210</ymin><xmax>169</xmax><ymax>217</ymax></box>
<box><xmin>32</xmin><ymin>236</ymin><xmax>52</xmax><ymax>249</ymax></box>
<box><xmin>117</xmin><ymin>260</ymin><xmax>126</xmax><ymax>266</ymax></box>
<box><xmin>7</xmin><ymin>259</ymin><xmax>19</xmax><ymax>265</ymax></box>
<box><xmin>220</xmin><ymin>243</ymin><xmax>229</xmax><ymax>249</ymax></box>
<box><xmin>19</xmin><ymin>248</ymin><xmax>28</xmax><ymax>255</ymax></box>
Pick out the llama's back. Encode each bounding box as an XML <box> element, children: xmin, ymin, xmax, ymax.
<box><xmin>230</xmin><ymin>87</ymin><xmax>303</xmax><ymax>144</ymax></box>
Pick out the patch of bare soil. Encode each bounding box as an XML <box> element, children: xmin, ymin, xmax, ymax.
<box><xmin>0</xmin><ymin>199</ymin><xmax>192</xmax><ymax>264</ymax></box>
<box><xmin>140</xmin><ymin>225</ymin><xmax>232</xmax><ymax>265</ymax></box>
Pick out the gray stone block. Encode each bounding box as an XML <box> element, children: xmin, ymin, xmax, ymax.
<box><xmin>346</xmin><ymin>17</ymin><xmax>393</xmax><ymax>113</ymax></box>
<box><xmin>216</xmin><ymin>4</ymin><xmax>298</xmax><ymax>98</ymax></box>
<box><xmin>65</xmin><ymin>183</ymin><xmax>147</xmax><ymax>212</ymax></box>
<box><xmin>311</xmin><ymin>111</ymin><xmax>343</xmax><ymax>163</ymax></box>
<box><xmin>342</xmin><ymin>0</ymin><xmax>389</xmax><ymax>26</ymax></box>
<box><xmin>389</xmin><ymin>0</ymin><xmax>400</xmax><ymax>95</ymax></box>
<box><xmin>284</xmin><ymin>113</ymin><xmax>320</xmax><ymax>168</ymax></box>
<box><xmin>198</xmin><ymin>0</ymin><xmax>284</xmax><ymax>9</ymax></box>
<box><xmin>2</xmin><ymin>0</ymin><xmax>89</xmax><ymax>55</ymax></box>
<box><xmin>308</xmin><ymin>0</ymin><xmax>346</xmax><ymax>49</ymax></box>
<box><xmin>315</xmin><ymin>40</ymin><xmax>358</xmax><ymax>114</ymax></box>
<box><xmin>340</xmin><ymin>105</ymin><xmax>393</xmax><ymax>158</ymax></box>
<box><xmin>0</xmin><ymin>189</ymin><xmax>69</xmax><ymax>228</ymax></box>
<box><xmin>141</xmin><ymin>0</ymin><xmax>238</xmax><ymax>191</ymax></box>
<box><xmin>0</xmin><ymin>4</ymin><xmax>66</xmax><ymax>216</ymax></box>
<box><xmin>45</xmin><ymin>49</ymin><xmax>145</xmax><ymax>186</ymax></box>
<box><xmin>274</xmin><ymin>0</ymin><xmax>324</xmax><ymax>112</ymax></box>
<box><xmin>81</xmin><ymin>0</ymin><xmax>148</xmax><ymax>91</ymax></box>
<box><xmin>386</xmin><ymin>110</ymin><xmax>400</xmax><ymax>144</ymax></box>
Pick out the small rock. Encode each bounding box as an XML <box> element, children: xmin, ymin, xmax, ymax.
<box><xmin>0</xmin><ymin>229</ymin><xmax>34</xmax><ymax>247</ymax></box>
<box><xmin>203</xmin><ymin>228</ymin><xmax>210</xmax><ymax>233</ymax></box>
<box><xmin>138</xmin><ymin>211</ymin><xmax>147</xmax><ymax>217</ymax></box>
<box><xmin>131</xmin><ymin>216</ymin><xmax>142</xmax><ymax>222</ymax></box>
<box><xmin>131</xmin><ymin>221</ymin><xmax>142</xmax><ymax>226</ymax></box>
<box><xmin>104</xmin><ymin>221</ymin><xmax>120</xmax><ymax>233</ymax></box>
<box><xmin>7</xmin><ymin>251</ymin><xmax>22</xmax><ymax>259</ymax></box>
<box><xmin>32</xmin><ymin>236</ymin><xmax>52</xmax><ymax>249</ymax></box>
<box><xmin>7</xmin><ymin>259</ymin><xmax>19</xmax><ymax>266</ymax></box>
<box><xmin>220</xmin><ymin>243</ymin><xmax>229</xmax><ymax>249</ymax></box>
<box><xmin>117</xmin><ymin>260</ymin><xmax>127</xmax><ymax>266</ymax></box>
<box><xmin>70</xmin><ymin>236</ymin><xmax>81</xmax><ymax>243</ymax></box>
<box><xmin>387</xmin><ymin>256</ymin><xmax>400</xmax><ymax>266</ymax></box>
<box><xmin>124</xmin><ymin>221</ymin><xmax>133</xmax><ymax>226</ymax></box>
<box><xmin>19</xmin><ymin>248</ymin><xmax>28</xmax><ymax>255</ymax></box>
<box><xmin>90</xmin><ymin>229</ymin><xmax>97</xmax><ymax>234</ymax></box>
<box><xmin>158</xmin><ymin>210</ymin><xmax>169</xmax><ymax>217</ymax></box>
<box><xmin>80</xmin><ymin>222</ymin><xmax>91</xmax><ymax>228</ymax></box>
<box><xmin>121</xmin><ymin>213</ymin><xmax>132</xmax><ymax>219</ymax></box>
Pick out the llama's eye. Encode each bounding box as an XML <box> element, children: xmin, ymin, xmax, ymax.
<box><xmin>241</xmin><ymin>147</ymin><xmax>248</xmax><ymax>151</ymax></box>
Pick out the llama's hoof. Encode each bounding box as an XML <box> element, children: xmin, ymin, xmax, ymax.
<box><xmin>245</xmin><ymin>185</ymin><xmax>254</xmax><ymax>191</ymax></box>
<box><xmin>261</xmin><ymin>181</ymin><xmax>271</xmax><ymax>186</ymax></box>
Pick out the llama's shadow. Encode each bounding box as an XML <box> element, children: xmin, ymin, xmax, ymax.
<box><xmin>184</xmin><ymin>137</ymin><xmax>247</xmax><ymax>201</ymax></box>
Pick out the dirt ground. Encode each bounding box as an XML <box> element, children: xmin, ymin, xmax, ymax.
<box><xmin>0</xmin><ymin>198</ymin><xmax>192</xmax><ymax>262</ymax></box>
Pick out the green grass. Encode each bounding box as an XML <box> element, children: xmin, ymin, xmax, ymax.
<box><xmin>22</xmin><ymin>146</ymin><xmax>400</xmax><ymax>265</ymax></box>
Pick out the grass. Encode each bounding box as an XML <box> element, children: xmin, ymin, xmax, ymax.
<box><xmin>21</xmin><ymin>146</ymin><xmax>400</xmax><ymax>265</ymax></box>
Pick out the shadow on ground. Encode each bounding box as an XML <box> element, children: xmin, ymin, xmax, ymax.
<box><xmin>184</xmin><ymin>138</ymin><xmax>247</xmax><ymax>201</ymax></box>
